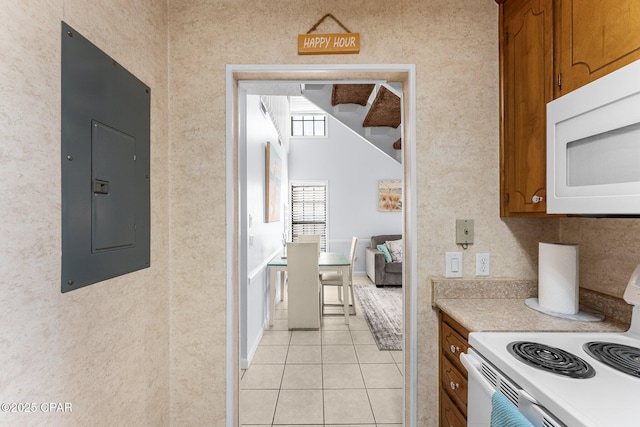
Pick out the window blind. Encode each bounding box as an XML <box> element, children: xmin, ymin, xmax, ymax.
<box><xmin>290</xmin><ymin>183</ymin><xmax>327</xmax><ymax>252</ymax></box>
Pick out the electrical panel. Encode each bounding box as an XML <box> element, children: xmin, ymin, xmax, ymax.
<box><xmin>61</xmin><ymin>22</ymin><xmax>150</xmax><ymax>292</ymax></box>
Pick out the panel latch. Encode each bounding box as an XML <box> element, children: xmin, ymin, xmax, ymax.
<box><xmin>93</xmin><ymin>180</ymin><xmax>109</xmax><ymax>195</ymax></box>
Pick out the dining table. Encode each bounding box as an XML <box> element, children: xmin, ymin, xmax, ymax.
<box><xmin>267</xmin><ymin>251</ymin><xmax>352</xmax><ymax>326</ymax></box>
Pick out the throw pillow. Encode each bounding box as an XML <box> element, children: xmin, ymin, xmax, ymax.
<box><xmin>385</xmin><ymin>239</ymin><xmax>403</xmax><ymax>262</ymax></box>
<box><xmin>377</xmin><ymin>244</ymin><xmax>392</xmax><ymax>263</ymax></box>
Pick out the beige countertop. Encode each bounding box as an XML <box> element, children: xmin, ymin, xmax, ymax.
<box><xmin>436</xmin><ymin>298</ymin><xmax>628</xmax><ymax>333</ymax></box>
<box><xmin>432</xmin><ymin>279</ymin><xmax>630</xmax><ymax>333</ymax></box>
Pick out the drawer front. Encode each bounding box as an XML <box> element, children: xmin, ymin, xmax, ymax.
<box><xmin>441</xmin><ymin>355</ymin><xmax>468</xmax><ymax>416</ymax></box>
<box><xmin>441</xmin><ymin>322</ymin><xmax>469</xmax><ymax>372</ymax></box>
<box><xmin>440</xmin><ymin>389</ymin><xmax>466</xmax><ymax>427</ymax></box>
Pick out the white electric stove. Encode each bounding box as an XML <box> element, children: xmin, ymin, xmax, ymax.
<box><xmin>461</xmin><ymin>265</ymin><xmax>640</xmax><ymax>427</ymax></box>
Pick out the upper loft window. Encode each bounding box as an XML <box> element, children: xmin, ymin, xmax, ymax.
<box><xmin>291</xmin><ymin>115</ymin><xmax>326</xmax><ymax>137</ymax></box>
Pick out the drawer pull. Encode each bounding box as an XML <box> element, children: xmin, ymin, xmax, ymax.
<box><xmin>449</xmin><ymin>381</ymin><xmax>459</xmax><ymax>390</ymax></box>
<box><xmin>450</xmin><ymin>344</ymin><xmax>460</xmax><ymax>354</ymax></box>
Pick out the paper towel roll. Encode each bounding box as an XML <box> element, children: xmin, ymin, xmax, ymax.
<box><xmin>538</xmin><ymin>243</ymin><xmax>579</xmax><ymax>315</ymax></box>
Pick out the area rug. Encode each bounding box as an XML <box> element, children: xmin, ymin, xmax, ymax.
<box><xmin>353</xmin><ymin>284</ymin><xmax>403</xmax><ymax>350</ymax></box>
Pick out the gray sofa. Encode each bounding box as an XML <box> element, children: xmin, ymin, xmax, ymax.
<box><xmin>365</xmin><ymin>234</ymin><xmax>402</xmax><ymax>287</ymax></box>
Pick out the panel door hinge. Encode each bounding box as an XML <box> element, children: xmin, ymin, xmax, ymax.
<box><xmin>557</xmin><ymin>73</ymin><xmax>562</xmax><ymax>89</ymax></box>
<box><xmin>505</xmin><ymin>32</ymin><xmax>509</xmax><ymax>46</ymax></box>
<box><xmin>505</xmin><ymin>192</ymin><xmax>510</xmax><ymax>203</ymax></box>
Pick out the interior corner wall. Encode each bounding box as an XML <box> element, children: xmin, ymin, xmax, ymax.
<box><xmin>288</xmin><ymin>115</ymin><xmax>403</xmax><ymax>273</ymax></box>
<box><xmin>1</xmin><ymin>2</ymin><xmax>170</xmax><ymax>426</ymax></box>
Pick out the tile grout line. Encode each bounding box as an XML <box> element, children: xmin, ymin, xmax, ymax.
<box><xmin>270</xmin><ymin>328</ymin><xmax>291</xmax><ymax>427</ymax></box>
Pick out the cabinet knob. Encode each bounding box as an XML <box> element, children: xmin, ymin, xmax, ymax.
<box><xmin>532</xmin><ymin>195</ymin><xmax>544</xmax><ymax>203</ymax></box>
<box><xmin>449</xmin><ymin>381</ymin><xmax>459</xmax><ymax>390</ymax></box>
<box><xmin>450</xmin><ymin>344</ymin><xmax>460</xmax><ymax>354</ymax></box>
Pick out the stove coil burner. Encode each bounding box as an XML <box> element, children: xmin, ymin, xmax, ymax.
<box><xmin>508</xmin><ymin>341</ymin><xmax>596</xmax><ymax>379</ymax></box>
<box><xmin>583</xmin><ymin>342</ymin><xmax>640</xmax><ymax>378</ymax></box>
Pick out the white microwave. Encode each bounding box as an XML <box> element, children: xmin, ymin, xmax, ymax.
<box><xmin>547</xmin><ymin>59</ymin><xmax>640</xmax><ymax>215</ymax></box>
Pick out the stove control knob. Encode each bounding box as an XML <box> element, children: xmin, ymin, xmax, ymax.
<box><xmin>449</xmin><ymin>381</ymin><xmax>459</xmax><ymax>390</ymax></box>
<box><xmin>450</xmin><ymin>345</ymin><xmax>460</xmax><ymax>354</ymax></box>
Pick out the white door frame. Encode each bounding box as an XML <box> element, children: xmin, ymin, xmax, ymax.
<box><xmin>225</xmin><ymin>64</ymin><xmax>417</xmax><ymax>426</ymax></box>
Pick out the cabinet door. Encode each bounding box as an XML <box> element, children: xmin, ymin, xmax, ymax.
<box><xmin>501</xmin><ymin>0</ymin><xmax>554</xmax><ymax>216</ymax></box>
<box><xmin>440</xmin><ymin>389</ymin><xmax>467</xmax><ymax>427</ymax></box>
<box><xmin>556</xmin><ymin>0</ymin><xmax>640</xmax><ymax>96</ymax></box>
<box><xmin>441</xmin><ymin>356</ymin><xmax>468</xmax><ymax>417</ymax></box>
<box><xmin>441</xmin><ymin>322</ymin><xmax>469</xmax><ymax>374</ymax></box>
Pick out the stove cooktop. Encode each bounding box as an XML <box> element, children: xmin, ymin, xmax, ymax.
<box><xmin>470</xmin><ymin>331</ymin><xmax>640</xmax><ymax>427</ymax></box>
<box><xmin>467</xmin><ymin>266</ymin><xmax>640</xmax><ymax>426</ymax></box>
<box><xmin>583</xmin><ymin>341</ymin><xmax>640</xmax><ymax>378</ymax></box>
<box><xmin>508</xmin><ymin>341</ymin><xmax>596</xmax><ymax>379</ymax></box>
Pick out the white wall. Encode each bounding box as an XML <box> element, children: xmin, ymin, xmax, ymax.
<box><xmin>289</xmin><ymin>115</ymin><xmax>403</xmax><ymax>273</ymax></box>
<box><xmin>241</xmin><ymin>94</ymin><xmax>289</xmax><ymax>367</ymax></box>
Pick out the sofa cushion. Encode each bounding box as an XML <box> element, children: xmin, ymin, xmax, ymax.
<box><xmin>385</xmin><ymin>262</ymin><xmax>403</xmax><ymax>274</ymax></box>
<box><xmin>377</xmin><ymin>244</ymin><xmax>392</xmax><ymax>262</ymax></box>
<box><xmin>385</xmin><ymin>239</ymin><xmax>403</xmax><ymax>262</ymax></box>
<box><xmin>371</xmin><ymin>234</ymin><xmax>402</xmax><ymax>248</ymax></box>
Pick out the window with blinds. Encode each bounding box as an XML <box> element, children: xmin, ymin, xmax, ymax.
<box><xmin>290</xmin><ymin>183</ymin><xmax>327</xmax><ymax>252</ymax></box>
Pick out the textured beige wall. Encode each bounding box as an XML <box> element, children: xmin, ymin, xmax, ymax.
<box><xmin>0</xmin><ymin>1</ymin><xmax>169</xmax><ymax>426</ymax></box>
<box><xmin>8</xmin><ymin>1</ymin><xmax>636</xmax><ymax>426</ymax></box>
<box><xmin>167</xmin><ymin>1</ymin><xmax>559</xmax><ymax>426</ymax></box>
<box><xmin>560</xmin><ymin>218</ymin><xmax>640</xmax><ymax>298</ymax></box>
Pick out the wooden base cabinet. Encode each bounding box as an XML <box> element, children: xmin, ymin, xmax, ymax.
<box><xmin>439</xmin><ymin>312</ymin><xmax>470</xmax><ymax>426</ymax></box>
<box><xmin>440</xmin><ymin>389</ymin><xmax>466</xmax><ymax>427</ymax></box>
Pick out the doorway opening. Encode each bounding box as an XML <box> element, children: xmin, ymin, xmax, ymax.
<box><xmin>226</xmin><ymin>64</ymin><xmax>417</xmax><ymax>427</ymax></box>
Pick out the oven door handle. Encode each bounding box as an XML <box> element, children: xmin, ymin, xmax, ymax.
<box><xmin>462</xmin><ymin>351</ymin><xmax>558</xmax><ymax>427</ymax></box>
<box><xmin>461</xmin><ymin>351</ymin><xmax>541</xmax><ymax>407</ymax></box>
<box><xmin>460</xmin><ymin>351</ymin><xmax>496</xmax><ymax>396</ymax></box>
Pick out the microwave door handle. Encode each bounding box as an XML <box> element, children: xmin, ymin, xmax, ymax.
<box><xmin>460</xmin><ymin>352</ymin><xmax>495</xmax><ymax>396</ymax></box>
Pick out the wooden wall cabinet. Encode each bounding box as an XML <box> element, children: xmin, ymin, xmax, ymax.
<box><xmin>499</xmin><ymin>0</ymin><xmax>554</xmax><ymax>217</ymax></box>
<box><xmin>498</xmin><ymin>0</ymin><xmax>640</xmax><ymax>217</ymax></box>
<box><xmin>555</xmin><ymin>0</ymin><xmax>640</xmax><ymax>97</ymax></box>
<box><xmin>439</xmin><ymin>312</ymin><xmax>470</xmax><ymax>427</ymax></box>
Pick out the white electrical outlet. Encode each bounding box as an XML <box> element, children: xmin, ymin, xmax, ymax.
<box><xmin>476</xmin><ymin>253</ymin><xmax>490</xmax><ymax>276</ymax></box>
<box><xmin>446</xmin><ymin>252</ymin><xmax>463</xmax><ymax>278</ymax></box>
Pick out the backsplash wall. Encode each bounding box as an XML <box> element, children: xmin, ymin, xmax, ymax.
<box><xmin>560</xmin><ymin>218</ymin><xmax>640</xmax><ymax>299</ymax></box>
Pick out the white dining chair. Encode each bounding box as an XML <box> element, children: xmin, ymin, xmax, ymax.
<box><xmin>286</xmin><ymin>242</ymin><xmax>321</xmax><ymax>330</ymax></box>
<box><xmin>320</xmin><ymin>236</ymin><xmax>357</xmax><ymax>315</ymax></box>
<box><xmin>297</xmin><ymin>234</ymin><xmax>321</xmax><ymax>255</ymax></box>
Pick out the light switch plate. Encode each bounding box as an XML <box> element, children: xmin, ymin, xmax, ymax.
<box><xmin>446</xmin><ymin>252</ymin><xmax>463</xmax><ymax>278</ymax></box>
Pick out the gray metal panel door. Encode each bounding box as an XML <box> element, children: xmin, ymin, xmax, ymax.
<box><xmin>61</xmin><ymin>22</ymin><xmax>150</xmax><ymax>292</ymax></box>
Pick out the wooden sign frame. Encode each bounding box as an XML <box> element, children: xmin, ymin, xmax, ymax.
<box><xmin>298</xmin><ymin>33</ymin><xmax>360</xmax><ymax>55</ymax></box>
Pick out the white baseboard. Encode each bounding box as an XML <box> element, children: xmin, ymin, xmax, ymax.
<box><xmin>241</xmin><ymin>321</ymin><xmax>266</xmax><ymax>369</ymax></box>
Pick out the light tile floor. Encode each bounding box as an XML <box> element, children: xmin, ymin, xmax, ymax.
<box><xmin>240</xmin><ymin>275</ymin><xmax>403</xmax><ymax>427</ymax></box>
